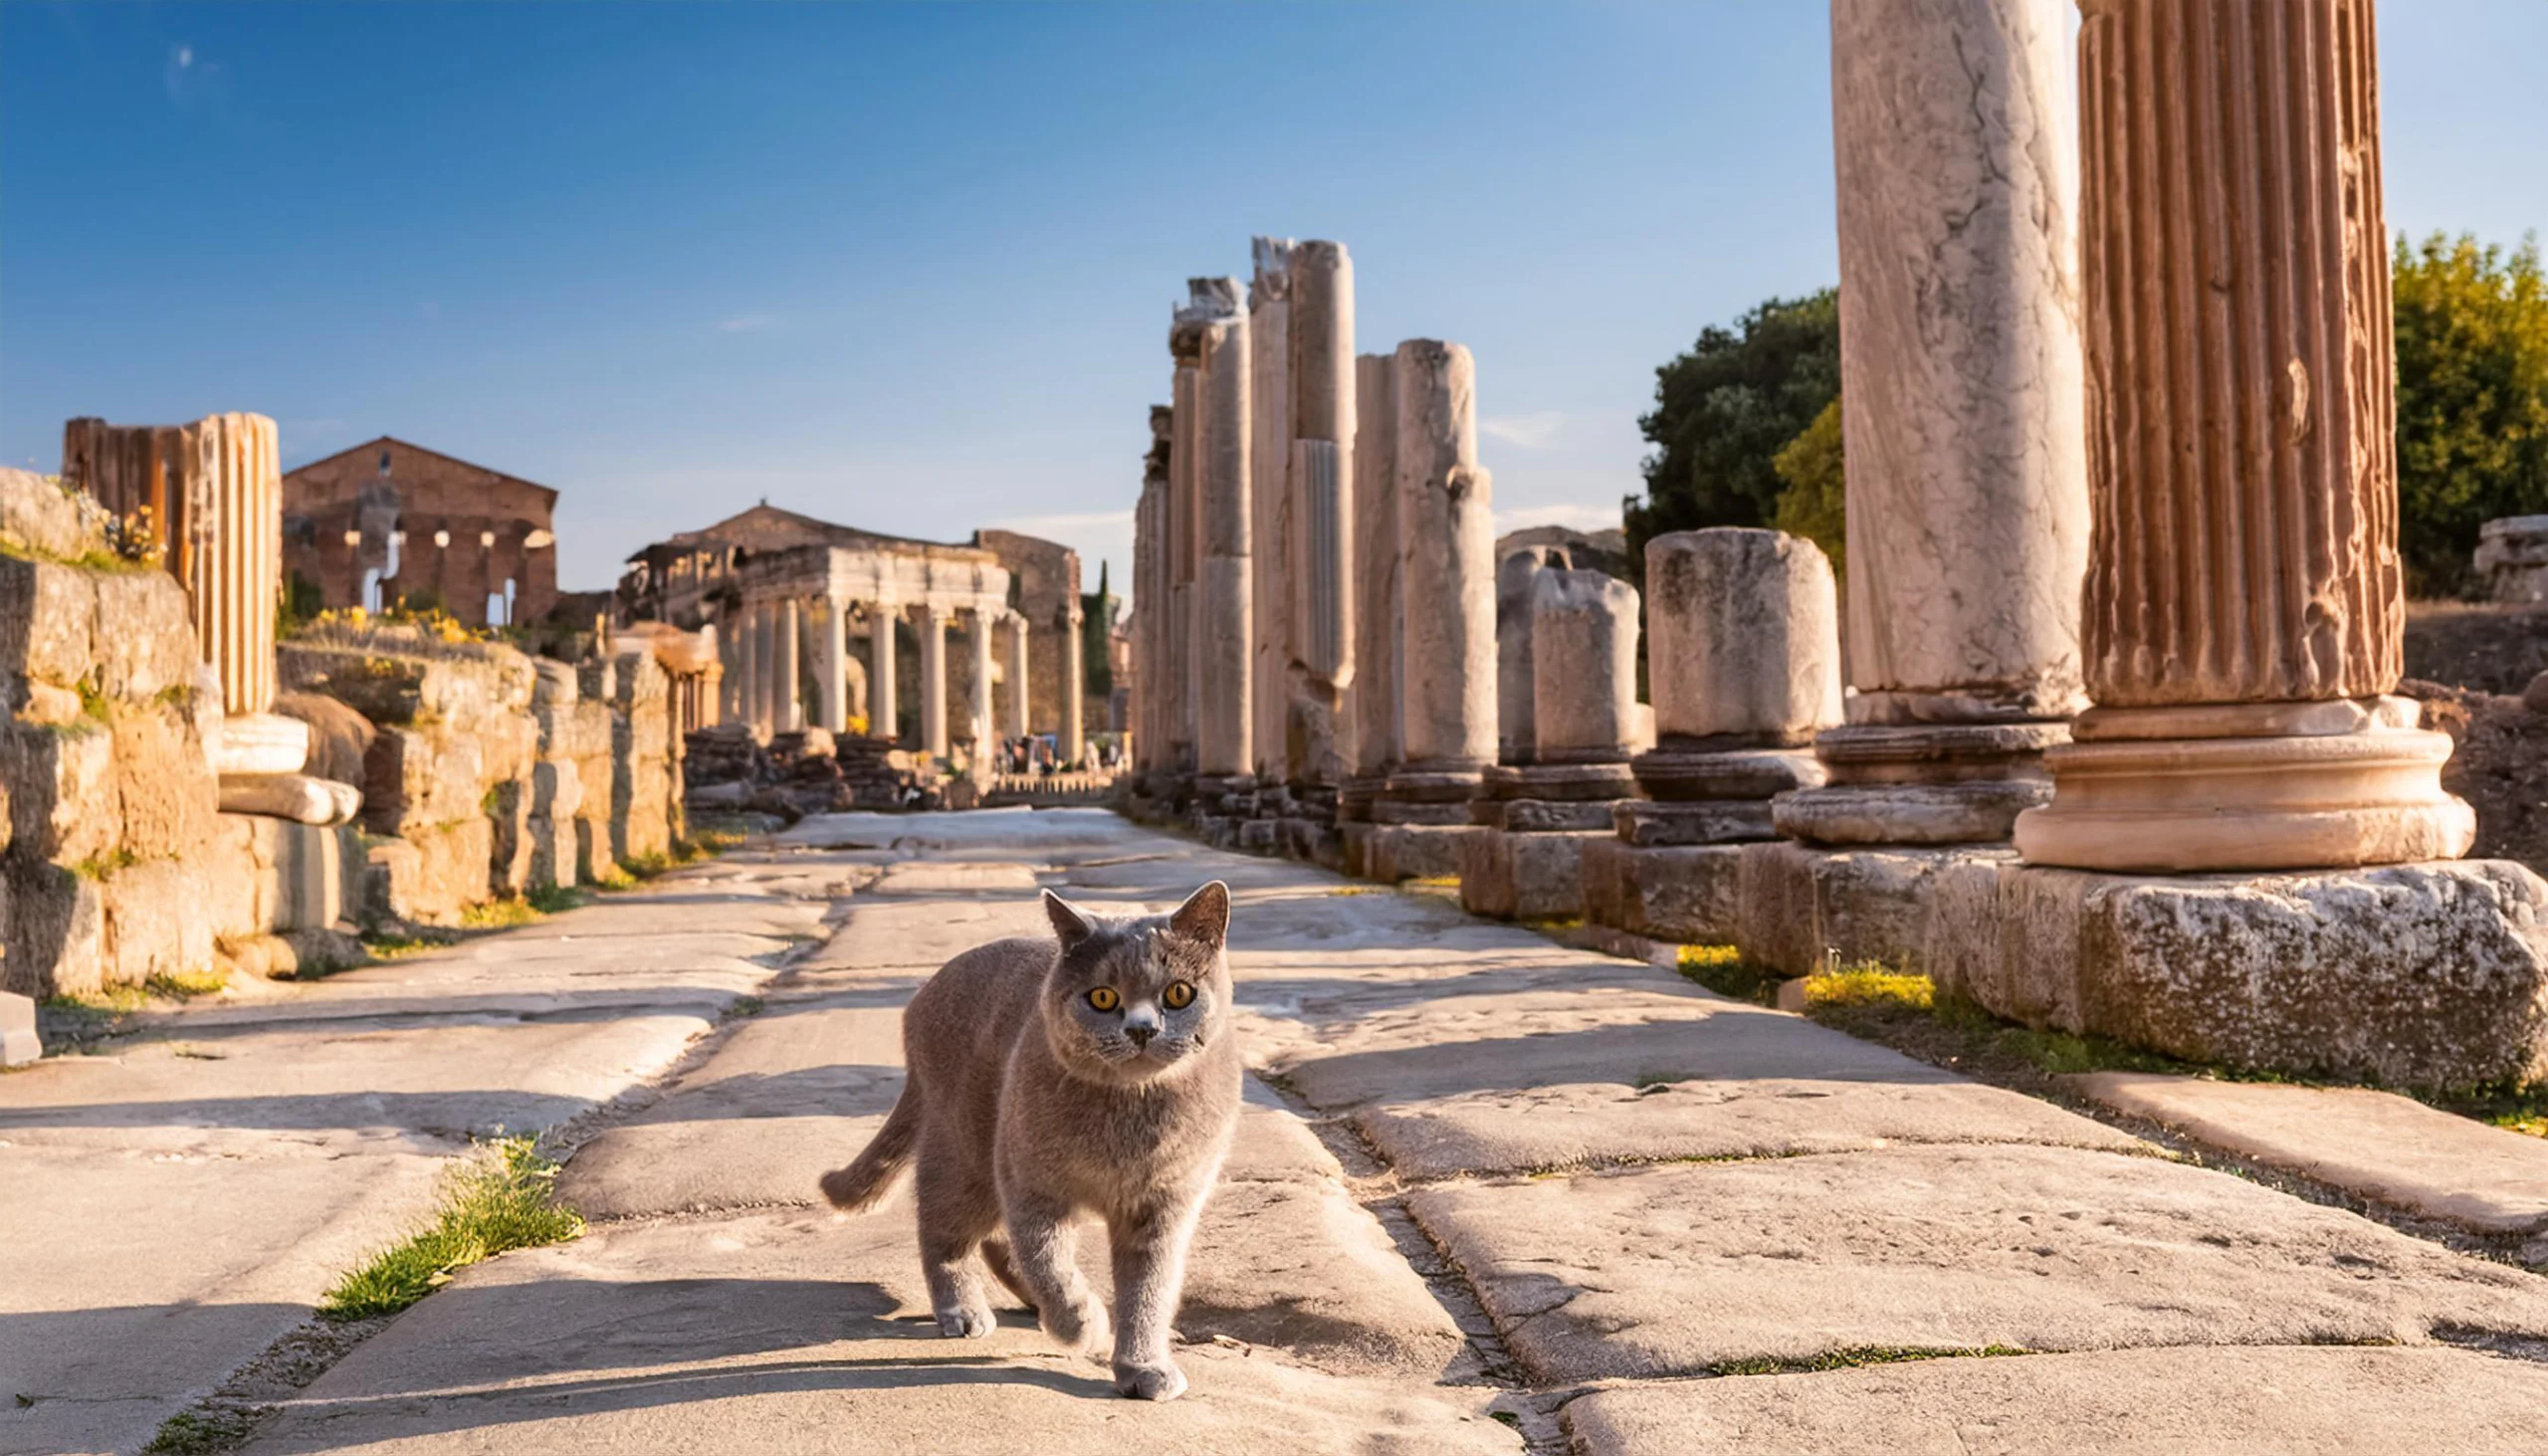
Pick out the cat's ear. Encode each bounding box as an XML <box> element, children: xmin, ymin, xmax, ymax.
<box><xmin>1043</xmin><ymin>890</ymin><xmax>1098</xmax><ymax>950</ymax></box>
<box><xmin>1168</xmin><ymin>881</ymin><xmax>1230</xmax><ymax>950</ymax></box>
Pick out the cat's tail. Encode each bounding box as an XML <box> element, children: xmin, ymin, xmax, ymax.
<box><xmin>818</xmin><ymin>1083</ymin><xmax>920</xmax><ymax>1212</ymax></box>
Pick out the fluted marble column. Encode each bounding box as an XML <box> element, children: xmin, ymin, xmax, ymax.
<box><xmin>917</xmin><ymin>603</ymin><xmax>949</xmax><ymax>760</ymax></box>
<box><xmin>1181</xmin><ymin>278</ymin><xmax>1251</xmax><ymax>782</ymax></box>
<box><xmin>870</xmin><ymin>604</ymin><xmax>899</xmax><ymax>740</ymax></box>
<box><xmin>816</xmin><ymin>597</ymin><xmax>847</xmax><ymax>731</ymax></box>
<box><xmin>749</xmin><ymin>601</ymin><xmax>776</xmax><ymax>735</ymax></box>
<box><xmin>1248</xmin><ymin>238</ymin><xmax>1294</xmax><ymax>785</ymax></box>
<box><xmin>1775</xmin><ymin>0</ymin><xmax>2090</xmax><ymax>847</ymax></box>
<box><xmin>1386</xmin><ymin>339</ymin><xmax>1496</xmax><ymax>804</ymax></box>
<box><xmin>2015</xmin><ymin>0</ymin><xmax>2470</xmax><ymax>872</ymax></box>
<box><xmin>1134</xmin><ymin>407</ymin><xmax>1170</xmax><ymax>772</ymax></box>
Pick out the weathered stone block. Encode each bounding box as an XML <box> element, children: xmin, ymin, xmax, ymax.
<box><xmin>1</xmin><ymin>988</ymin><xmax>38</xmax><ymax>1066</ymax></box>
<box><xmin>486</xmin><ymin>777</ymin><xmax>533</xmax><ymax>896</ymax></box>
<box><xmin>1613</xmin><ymin>798</ymin><xmax>1779</xmax><ymax>846</ymax></box>
<box><xmin>1928</xmin><ymin>857</ymin><xmax>2548</xmax><ymax>1090</ymax></box>
<box><xmin>0</xmin><ymin>554</ymin><xmax>99</xmax><ymax>689</ymax></box>
<box><xmin>1582</xmin><ymin>838</ymin><xmax>1745</xmax><ymax>944</ymax></box>
<box><xmin>101</xmin><ymin>858</ymin><xmax>216</xmax><ymax>985</ymax></box>
<box><xmin>367</xmin><ymin>817</ymin><xmax>497</xmax><ymax>927</ymax></box>
<box><xmin>1367</xmin><ymin>824</ymin><xmax>1475</xmax><ymax>884</ymax></box>
<box><xmin>3</xmin><ymin>862</ymin><xmax>105</xmax><ymax>996</ymax></box>
<box><xmin>1458</xmin><ymin>829</ymin><xmax>1601</xmax><ymax>921</ymax></box>
<box><xmin>363</xmin><ymin>727</ymin><xmax>489</xmax><ymax>835</ymax></box>
<box><xmin>0</xmin><ymin>467</ymin><xmax>113</xmax><ymax>562</ymax></box>
<box><xmin>1736</xmin><ymin>839</ymin><xmax>2013</xmax><ymax>977</ymax></box>
<box><xmin>89</xmin><ymin>569</ymin><xmax>197</xmax><ymax>702</ymax></box>
<box><xmin>111</xmin><ymin>702</ymin><xmax>218</xmax><ymax>859</ymax></box>
<box><xmin>1</xmin><ymin>721</ymin><xmax>118</xmax><ymax>867</ymax></box>
<box><xmin>527</xmin><ymin>813</ymin><xmax>576</xmax><ymax>891</ymax></box>
<box><xmin>273</xmin><ymin>690</ymin><xmax>376</xmax><ymax>786</ymax></box>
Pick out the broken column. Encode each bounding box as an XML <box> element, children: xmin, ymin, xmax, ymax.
<box><xmin>1460</xmin><ymin>568</ymin><xmax>1640</xmax><ymax>919</ymax></box>
<box><xmin>60</xmin><ymin>414</ymin><xmax>339</xmax><ymax>811</ymax></box>
<box><xmin>1931</xmin><ymin>0</ymin><xmax>2539</xmax><ymax>1091</ymax></box>
<box><xmin>1181</xmin><ymin>278</ymin><xmax>1252</xmax><ymax>818</ymax></box>
<box><xmin>1371</xmin><ymin>340</ymin><xmax>1497</xmax><ymax>882</ymax></box>
<box><xmin>1495</xmin><ymin>546</ymin><xmax>1566</xmax><ymax>768</ymax></box>
<box><xmin>1061</xmin><ymin>601</ymin><xmax>1086</xmax><ymax>766</ymax></box>
<box><xmin>1279</xmin><ymin>241</ymin><xmax>1357</xmax><ymax>856</ymax></box>
<box><xmin>1741</xmin><ymin>0</ymin><xmax>2089</xmax><ymax>974</ymax></box>
<box><xmin>1338</xmin><ymin>350</ymin><xmax>1401</xmax><ymax>873</ymax></box>
<box><xmin>1132</xmin><ymin>406</ymin><xmax>1171</xmax><ymax>781</ymax></box>
<box><xmin>1585</xmin><ymin>529</ymin><xmax>1842</xmax><ymax>947</ymax></box>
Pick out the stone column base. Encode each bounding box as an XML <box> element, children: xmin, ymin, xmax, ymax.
<box><xmin>1927</xmin><ymin>857</ymin><xmax>2548</xmax><ymax>1090</ymax></box>
<box><xmin>1581</xmin><ymin>839</ymin><xmax>1746</xmax><ymax>944</ymax></box>
<box><xmin>1367</xmin><ymin>824</ymin><xmax>1478</xmax><ymax>884</ymax></box>
<box><xmin>1458</xmin><ymin>829</ymin><xmax>1605</xmax><ymax>920</ymax></box>
<box><xmin>1735</xmin><ymin>839</ymin><xmax>2017</xmax><ymax>977</ymax></box>
<box><xmin>2013</xmin><ymin>699</ymin><xmax>2475</xmax><ymax>872</ymax></box>
<box><xmin>1775</xmin><ymin>723</ymin><xmax>2062</xmax><ymax>845</ymax></box>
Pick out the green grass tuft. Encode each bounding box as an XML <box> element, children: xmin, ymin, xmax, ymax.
<box><xmin>318</xmin><ymin>1137</ymin><xmax>583</xmax><ymax>1321</ymax></box>
<box><xmin>1674</xmin><ymin>944</ymin><xmax>1783</xmax><ymax>1005</ymax></box>
<box><xmin>1710</xmin><ymin>1344</ymin><xmax>2029</xmax><ymax>1377</ymax></box>
<box><xmin>460</xmin><ymin>897</ymin><xmax>542</xmax><ymax>931</ymax></box>
<box><xmin>144</xmin><ymin>967</ymin><xmax>230</xmax><ymax>1000</ymax></box>
<box><xmin>140</xmin><ymin>1408</ymin><xmax>261</xmax><ymax>1455</ymax></box>
<box><xmin>43</xmin><ymin>984</ymin><xmax>149</xmax><ymax>1015</ymax></box>
<box><xmin>525</xmin><ymin>883</ymin><xmax>589</xmax><ymax>916</ymax></box>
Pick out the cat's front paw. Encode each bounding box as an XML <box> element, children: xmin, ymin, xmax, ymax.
<box><xmin>1113</xmin><ymin>1358</ymin><xmax>1187</xmax><ymax>1402</ymax></box>
<box><xmin>935</xmin><ymin>1301</ymin><xmax>994</xmax><ymax>1339</ymax></box>
<box><xmin>1042</xmin><ymin>1301</ymin><xmax>1112</xmax><ymax>1359</ymax></box>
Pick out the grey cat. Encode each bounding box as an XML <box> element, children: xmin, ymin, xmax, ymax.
<box><xmin>819</xmin><ymin>881</ymin><xmax>1242</xmax><ymax>1401</ymax></box>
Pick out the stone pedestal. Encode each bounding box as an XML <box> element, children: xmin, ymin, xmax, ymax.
<box><xmin>1787</xmin><ymin>0</ymin><xmax>2089</xmax><ymax>846</ymax></box>
<box><xmin>1927</xmin><ymin>857</ymin><xmax>2548</xmax><ymax>1091</ymax></box>
<box><xmin>1461</xmin><ymin>568</ymin><xmax>1637</xmax><ymax>919</ymax></box>
<box><xmin>1736</xmin><ymin>838</ymin><xmax>2013</xmax><ymax>978</ymax></box>
<box><xmin>1587</xmin><ymin>528</ymin><xmax>1843</xmax><ymax>945</ymax></box>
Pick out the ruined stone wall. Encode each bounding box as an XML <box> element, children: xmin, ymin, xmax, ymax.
<box><xmin>0</xmin><ymin>470</ymin><xmax>223</xmax><ymax>996</ymax></box>
<box><xmin>280</xmin><ymin>624</ymin><xmax>538</xmax><ymax>925</ymax></box>
<box><xmin>609</xmin><ymin>646</ymin><xmax>680</xmax><ymax>864</ymax></box>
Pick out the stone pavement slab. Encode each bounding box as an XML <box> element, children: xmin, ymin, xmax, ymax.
<box><xmin>2074</xmin><ymin>1071</ymin><xmax>2548</xmax><ymax>1237</ymax></box>
<box><xmin>556</xmin><ymin>999</ymin><xmax>907</xmax><ymax>1219</ymax></box>
<box><xmin>237</xmin><ymin>1209</ymin><xmax>1518</xmax><ymax>1456</ymax></box>
<box><xmin>1410</xmin><ymin>1144</ymin><xmax>2548</xmax><ymax>1383</ymax></box>
<box><xmin>1357</xmin><ymin>1072</ymin><xmax>2139</xmax><ymax>1181</ymax></box>
<box><xmin>0</xmin><ymin>855</ymin><xmax>836</xmax><ymax>1456</ymax></box>
<box><xmin>1562</xmin><ymin>1346</ymin><xmax>2548</xmax><ymax>1456</ymax></box>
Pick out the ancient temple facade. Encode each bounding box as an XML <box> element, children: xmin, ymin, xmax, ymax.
<box><xmin>279</xmin><ymin>437</ymin><xmax>560</xmax><ymax>629</ymax></box>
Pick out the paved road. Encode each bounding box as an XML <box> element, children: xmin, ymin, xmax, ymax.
<box><xmin>9</xmin><ymin>808</ymin><xmax>2548</xmax><ymax>1454</ymax></box>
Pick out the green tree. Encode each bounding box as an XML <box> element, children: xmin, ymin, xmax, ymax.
<box><xmin>1625</xmin><ymin>289</ymin><xmax>1841</xmax><ymax>576</ymax></box>
<box><xmin>1771</xmin><ymin>396</ymin><xmax>1846</xmax><ymax>578</ymax></box>
<box><xmin>2393</xmin><ymin>232</ymin><xmax>2548</xmax><ymax>596</ymax></box>
<box><xmin>1081</xmin><ymin>560</ymin><xmax>1115</xmax><ymax>701</ymax></box>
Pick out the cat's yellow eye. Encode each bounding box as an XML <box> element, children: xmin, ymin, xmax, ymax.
<box><xmin>1163</xmin><ymin>980</ymin><xmax>1195</xmax><ymax>1010</ymax></box>
<box><xmin>1087</xmin><ymin>986</ymin><xmax>1121</xmax><ymax>1012</ymax></box>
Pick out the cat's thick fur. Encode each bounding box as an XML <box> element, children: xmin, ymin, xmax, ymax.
<box><xmin>819</xmin><ymin>881</ymin><xmax>1242</xmax><ymax>1401</ymax></box>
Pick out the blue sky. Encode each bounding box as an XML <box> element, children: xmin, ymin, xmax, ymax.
<box><xmin>5</xmin><ymin>2</ymin><xmax>2543</xmax><ymax>597</ymax></box>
